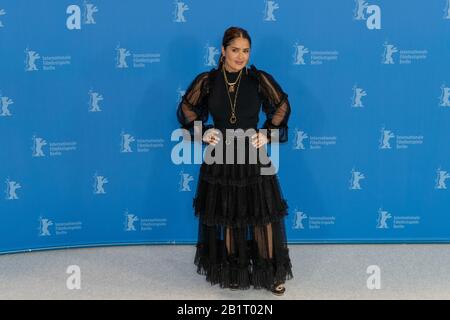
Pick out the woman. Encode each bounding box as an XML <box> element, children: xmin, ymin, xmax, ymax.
<box><xmin>177</xmin><ymin>26</ymin><xmax>293</xmax><ymax>295</ymax></box>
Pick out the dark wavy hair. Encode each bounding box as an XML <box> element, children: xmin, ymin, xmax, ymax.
<box><xmin>217</xmin><ymin>26</ymin><xmax>252</xmax><ymax>70</ymax></box>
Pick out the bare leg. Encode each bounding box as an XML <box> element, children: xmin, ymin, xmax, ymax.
<box><xmin>254</xmin><ymin>224</ymin><xmax>274</xmax><ymax>259</ymax></box>
<box><xmin>226</xmin><ymin>227</ymin><xmax>238</xmax><ymax>288</ymax></box>
<box><xmin>225</xmin><ymin>227</ymin><xmax>234</xmax><ymax>255</ymax></box>
<box><xmin>266</xmin><ymin>223</ymin><xmax>284</xmax><ymax>292</ymax></box>
<box><xmin>266</xmin><ymin>223</ymin><xmax>273</xmax><ymax>259</ymax></box>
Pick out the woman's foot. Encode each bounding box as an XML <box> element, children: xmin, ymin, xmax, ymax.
<box><xmin>271</xmin><ymin>282</ymin><xmax>285</xmax><ymax>296</ymax></box>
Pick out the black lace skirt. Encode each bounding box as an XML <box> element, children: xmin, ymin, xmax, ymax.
<box><xmin>192</xmin><ymin>132</ymin><xmax>293</xmax><ymax>290</ymax></box>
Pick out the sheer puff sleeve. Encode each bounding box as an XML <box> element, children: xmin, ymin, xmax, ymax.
<box><xmin>176</xmin><ymin>71</ymin><xmax>214</xmax><ymax>143</ymax></box>
<box><xmin>256</xmin><ymin>68</ymin><xmax>291</xmax><ymax>143</ymax></box>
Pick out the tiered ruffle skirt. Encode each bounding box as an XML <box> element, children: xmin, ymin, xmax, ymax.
<box><xmin>192</xmin><ymin>133</ymin><xmax>293</xmax><ymax>290</ymax></box>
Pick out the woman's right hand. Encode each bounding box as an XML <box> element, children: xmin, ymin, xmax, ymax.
<box><xmin>203</xmin><ymin>128</ymin><xmax>221</xmax><ymax>146</ymax></box>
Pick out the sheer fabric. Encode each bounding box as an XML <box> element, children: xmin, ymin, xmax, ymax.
<box><xmin>253</xmin><ymin>67</ymin><xmax>291</xmax><ymax>143</ymax></box>
<box><xmin>176</xmin><ymin>64</ymin><xmax>291</xmax><ymax>143</ymax></box>
<box><xmin>177</xmin><ymin>65</ymin><xmax>294</xmax><ymax>290</ymax></box>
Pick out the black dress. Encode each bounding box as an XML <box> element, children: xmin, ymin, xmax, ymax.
<box><xmin>177</xmin><ymin>64</ymin><xmax>293</xmax><ymax>291</ymax></box>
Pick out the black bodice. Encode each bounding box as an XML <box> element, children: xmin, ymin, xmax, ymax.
<box><xmin>208</xmin><ymin>68</ymin><xmax>262</xmax><ymax>130</ymax></box>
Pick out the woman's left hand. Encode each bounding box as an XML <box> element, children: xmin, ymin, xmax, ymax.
<box><xmin>251</xmin><ymin>132</ymin><xmax>269</xmax><ymax>149</ymax></box>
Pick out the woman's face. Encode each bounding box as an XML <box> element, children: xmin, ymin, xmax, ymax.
<box><xmin>221</xmin><ymin>37</ymin><xmax>250</xmax><ymax>72</ymax></box>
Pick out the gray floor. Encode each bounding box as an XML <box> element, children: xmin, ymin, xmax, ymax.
<box><xmin>0</xmin><ymin>244</ymin><xmax>449</xmax><ymax>299</ymax></box>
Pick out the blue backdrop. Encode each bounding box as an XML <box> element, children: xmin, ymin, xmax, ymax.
<box><xmin>1</xmin><ymin>0</ymin><xmax>450</xmax><ymax>254</ymax></box>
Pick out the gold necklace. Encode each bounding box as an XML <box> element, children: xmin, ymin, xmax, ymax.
<box><xmin>223</xmin><ymin>67</ymin><xmax>242</xmax><ymax>93</ymax></box>
<box><xmin>222</xmin><ymin>66</ymin><xmax>242</xmax><ymax>124</ymax></box>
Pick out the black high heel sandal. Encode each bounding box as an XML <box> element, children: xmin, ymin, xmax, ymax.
<box><xmin>229</xmin><ymin>283</ymin><xmax>239</xmax><ymax>290</ymax></box>
<box><xmin>271</xmin><ymin>282</ymin><xmax>286</xmax><ymax>296</ymax></box>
